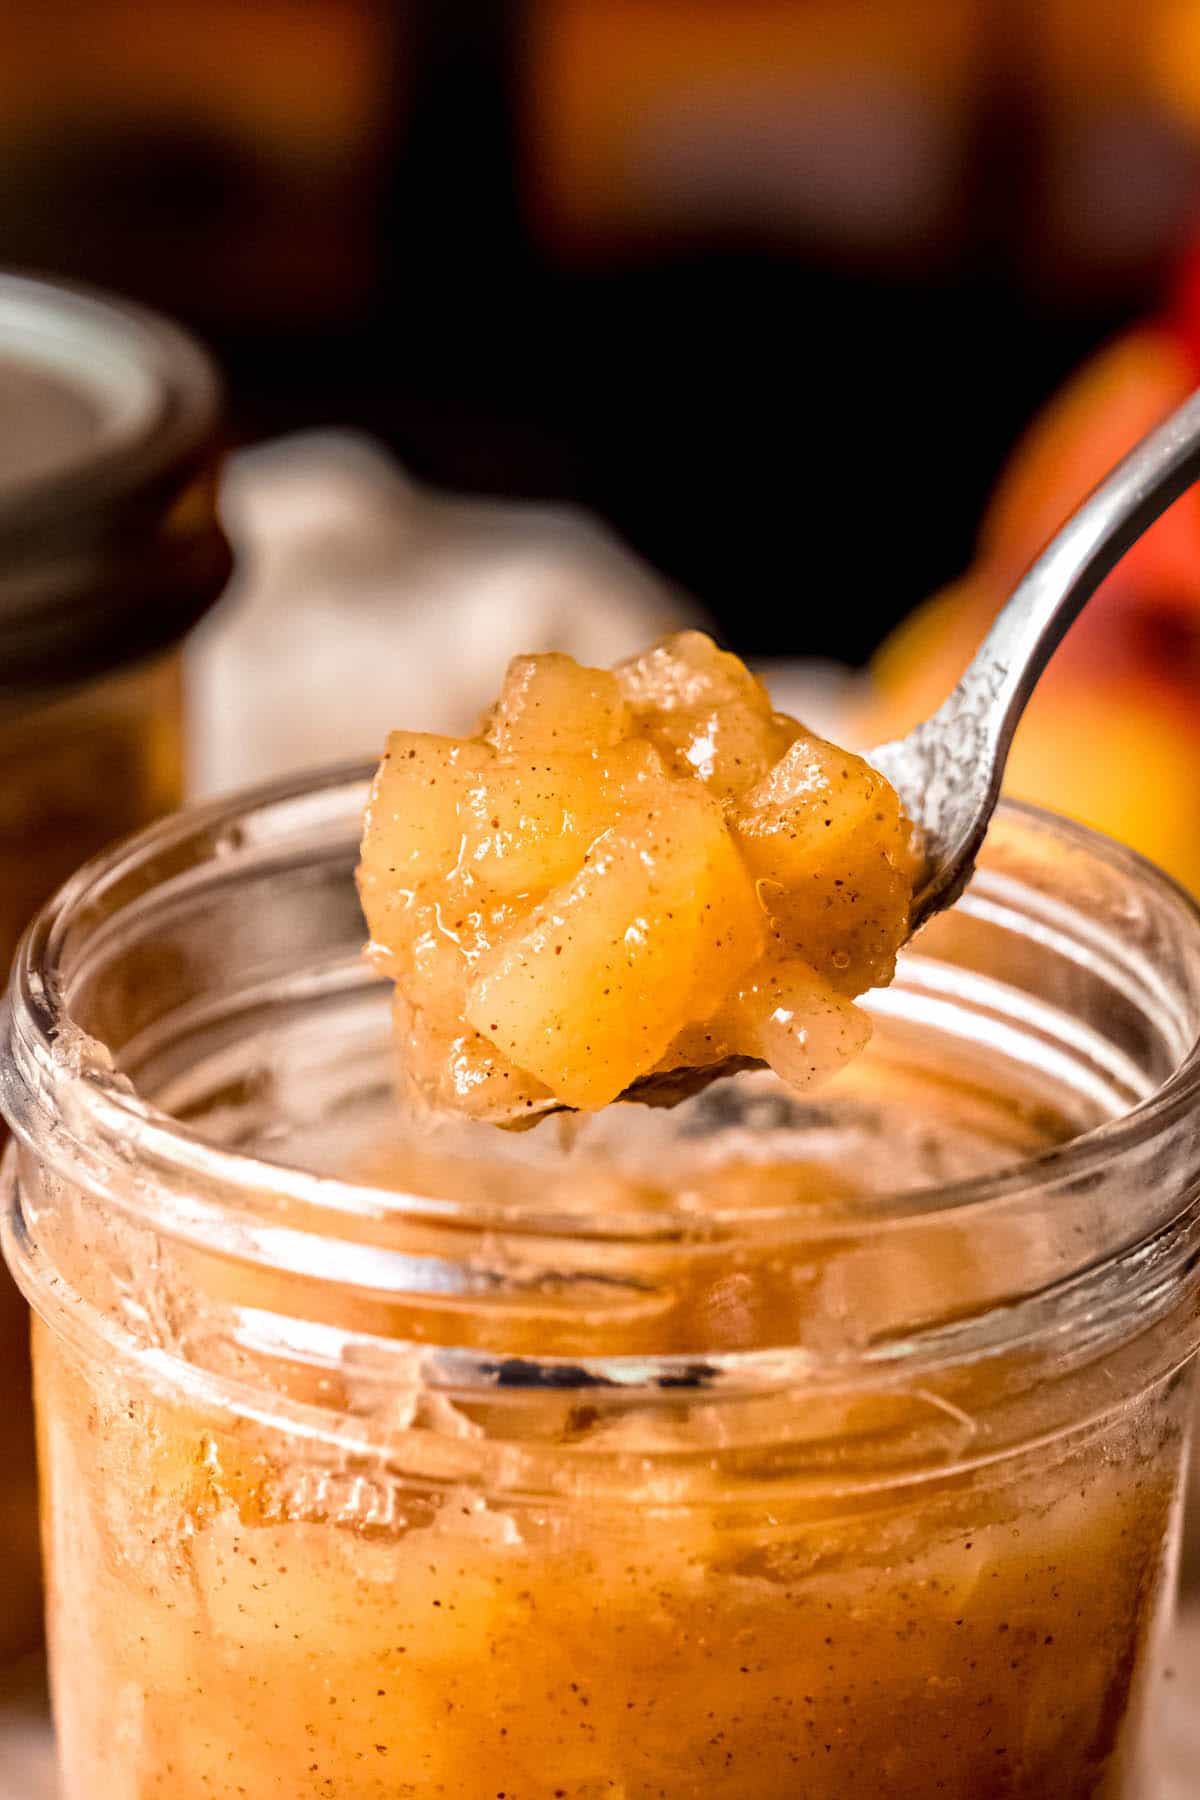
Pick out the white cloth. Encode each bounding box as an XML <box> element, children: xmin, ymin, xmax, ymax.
<box><xmin>188</xmin><ymin>433</ymin><xmax>699</xmax><ymax>798</ymax></box>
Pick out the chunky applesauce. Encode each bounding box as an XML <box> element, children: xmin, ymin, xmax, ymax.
<box><xmin>38</xmin><ymin>1348</ymin><xmax>1185</xmax><ymax>1800</ymax></box>
<box><xmin>33</xmin><ymin>1054</ymin><xmax>1186</xmax><ymax>1800</ymax></box>
<box><xmin>359</xmin><ymin>633</ymin><xmax>918</xmax><ymax>1119</ymax></box>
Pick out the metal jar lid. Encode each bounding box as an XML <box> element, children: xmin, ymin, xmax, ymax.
<box><xmin>0</xmin><ymin>271</ymin><xmax>233</xmax><ymax>697</ymax></box>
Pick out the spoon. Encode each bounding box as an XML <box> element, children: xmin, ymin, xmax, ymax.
<box><xmin>873</xmin><ymin>383</ymin><xmax>1200</xmax><ymax>934</ymax></box>
<box><xmin>622</xmin><ymin>386</ymin><xmax>1200</xmax><ymax>1109</ymax></box>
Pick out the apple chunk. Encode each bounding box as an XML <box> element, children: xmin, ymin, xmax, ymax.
<box><xmin>360</xmin><ymin>732</ymin><xmax>492</xmax><ymax>886</ymax></box>
<box><xmin>482</xmin><ymin>652</ymin><xmax>630</xmax><ymax>753</ymax></box>
<box><xmin>733</xmin><ymin>960</ymin><xmax>872</xmax><ymax>1090</ymax></box>
<box><xmin>361</xmin><ymin>731</ymin><xmax>668</xmax><ymax>921</ymax></box>
<box><xmin>731</xmin><ymin>732</ymin><xmax>917</xmax><ymax>993</ymax></box>
<box><xmin>616</xmin><ymin>630</ymin><xmax>799</xmax><ymax>796</ymax></box>
<box><xmin>457</xmin><ymin>740</ymin><xmax>666</xmax><ymax>896</ymax></box>
<box><xmin>466</xmin><ymin>789</ymin><xmax>765</xmax><ymax>1109</ymax></box>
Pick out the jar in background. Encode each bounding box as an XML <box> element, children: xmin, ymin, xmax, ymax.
<box><xmin>0</xmin><ymin>271</ymin><xmax>231</xmax><ymax>1658</ymax></box>
<box><xmin>3</xmin><ymin>777</ymin><xmax>1200</xmax><ymax>1798</ymax></box>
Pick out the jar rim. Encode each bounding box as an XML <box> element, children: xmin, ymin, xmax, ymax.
<box><xmin>3</xmin><ymin>759</ymin><xmax>1200</xmax><ymax>1240</ymax></box>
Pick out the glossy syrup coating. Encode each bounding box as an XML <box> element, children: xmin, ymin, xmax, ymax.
<box><xmin>358</xmin><ymin>633</ymin><xmax>918</xmax><ymax>1120</ymax></box>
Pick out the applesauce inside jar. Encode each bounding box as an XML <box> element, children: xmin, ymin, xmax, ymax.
<box><xmin>5</xmin><ymin>776</ymin><xmax>1200</xmax><ymax>1799</ymax></box>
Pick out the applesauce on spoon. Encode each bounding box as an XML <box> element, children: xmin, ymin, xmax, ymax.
<box><xmin>358</xmin><ymin>632</ymin><xmax>918</xmax><ymax>1119</ymax></box>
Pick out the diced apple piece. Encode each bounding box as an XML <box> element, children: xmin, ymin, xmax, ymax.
<box><xmin>456</xmin><ymin>740</ymin><xmax>668</xmax><ymax>897</ymax></box>
<box><xmin>363</xmin><ymin>870</ymin><xmax>532</xmax><ymax>1015</ymax></box>
<box><xmin>361</xmin><ymin>723</ymin><xmax>672</xmax><ymax>921</ymax></box>
<box><xmin>359</xmin><ymin>862</ymin><xmax>480</xmax><ymax>987</ymax></box>
<box><xmin>616</xmin><ymin>630</ymin><xmax>772</xmax><ymax>717</ymax></box>
<box><xmin>404</xmin><ymin>896</ymin><xmax>474</xmax><ymax>1012</ymax></box>
<box><xmin>615</xmin><ymin>630</ymin><xmax>799</xmax><ymax>795</ymax></box>
<box><xmin>483</xmin><ymin>652</ymin><xmax>631</xmax><ymax>753</ymax></box>
<box><xmin>737</xmin><ymin>731</ymin><xmax>903</xmax><ymax>858</ymax></box>
<box><xmin>375</xmin><ymin>903</ymin><xmax>555</xmax><ymax>1120</ymax></box>
<box><xmin>731</xmin><ymin>732</ymin><xmax>917</xmax><ymax>993</ymax></box>
<box><xmin>734</xmin><ymin>960</ymin><xmax>872</xmax><ymax>1091</ymax></box>
<box><xmin>361</xmin><ymin>732</ymin><xmax>493</xmax><ymax>887</ymax></box>
<box><xmin>392</xmin><ymin>992</ymin><xmax>554</xmax><ymax>1121</ymax></box>
<box><xmin>362</xmin><ymin>732</ymin><xmax>670</xmax><ymax>920</ymax></box>
<box><xmin>358</xmin><ymin>866</ymin><xmax>423</xmax><ymax>979</ymax></box>
<box><xmin>465</xmin><ymin>790</ymin><xmax>766</xmax><ymax>1109</ymax></box>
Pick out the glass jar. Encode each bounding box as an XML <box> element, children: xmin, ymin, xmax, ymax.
<box><xmin>3</xmin><ymin>772</ymin><xmax>1200</xmax><ymax>1800</ymax></box>
<box><xmin>0</xmin><ymin>270</ymin><xmax>231</xmax><ymax>1658</ymax></box>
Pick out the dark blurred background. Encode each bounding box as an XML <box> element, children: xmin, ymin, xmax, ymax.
<box><xmin>7</xmin><ymin>0</ymin><xmax>1200</xmax><ymax>661</ymax></box>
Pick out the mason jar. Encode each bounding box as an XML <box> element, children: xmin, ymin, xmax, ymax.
<box><xmin>0</xmin><ymin>270</ymin><xmax>231</xmax><ymax>1658</ymax></box>
<box><xmin>3</xmin><ymin>770</ymin><xmax>1199</xmax><ymax>1799</ymax></box>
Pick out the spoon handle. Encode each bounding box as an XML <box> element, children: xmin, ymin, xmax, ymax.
<box><xmin>875</xmin><ymin>385</ymin><xmax>1200</xmax><ymax>928</ymax></box>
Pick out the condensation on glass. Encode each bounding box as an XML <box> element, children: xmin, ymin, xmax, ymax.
<box><xmin>0</xmin><ymin>272</ymin><xmax>230</xmax><ymax>1659</ymax></box>
<box><xmin>3</xmin><ymin>775</ymin><xmax>1200</xmax><ymax>1798</ymax></box>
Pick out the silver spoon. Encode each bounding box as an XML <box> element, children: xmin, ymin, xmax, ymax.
<box><xmin>872</xmin><ymin>383</ymin><xmax>1200</xmax><ymax>934</ymax></box>
<box><xmin>620</xmin><ymin>386</ymin><xmax>1200</xmax><ymax>1110</ymax></box>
